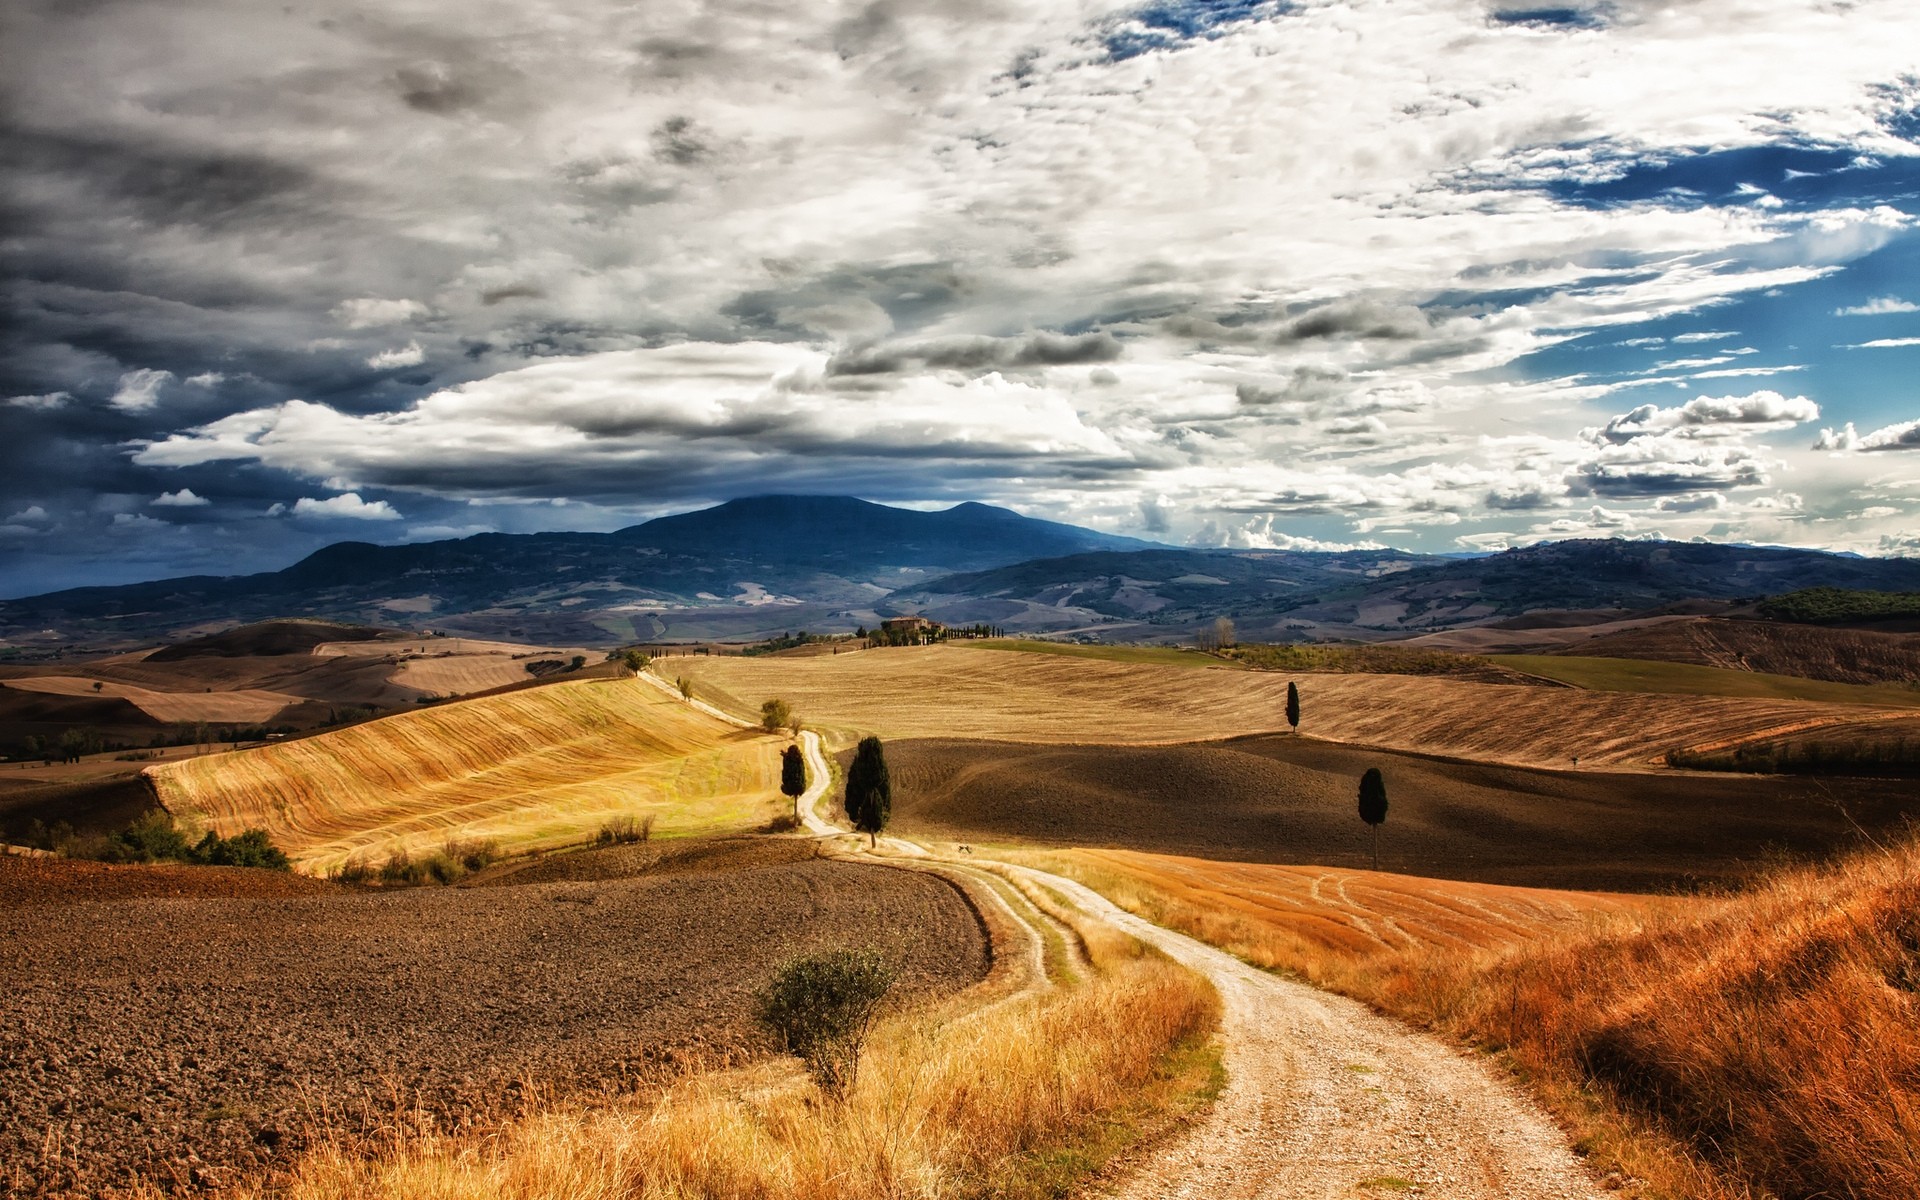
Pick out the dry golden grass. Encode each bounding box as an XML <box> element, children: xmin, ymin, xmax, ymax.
<box><xmin>217</xmin><ymin>871</ymin><xmax>1221</xmax><ymax>1200</ymax></box>
<box><xmin>1038</xmin><ymin>840</ymin><xmax>1920</xmax><ymax>1200</ymax></box>
<box><xmin>0</xmin><ymin>676</ymin><xmax>298</xmax><ymax>723</ymax></box>
<box><xmin>149</xmin><ymin>678</ymin><xmax>785</xmax><ymax>874</ymax></box>
<box><xmin>1021</xmin><ymin>848</ymin><xmax>1660</xmax><ymax>961</ymax></box>
<box><xmin>671</xmin><ymin>644</ymin><xmax>1905</xmax><ymax>767</ymax></box>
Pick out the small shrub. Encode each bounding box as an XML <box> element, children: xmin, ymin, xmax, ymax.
<box><xmin>597</xmin><ymin>814</ymin><xmax>654</xmax><ymax>845</ymax></box>
<box><xmin>760</xmin><ymin>697</ymin><xmax>793</xmax><ymax>733</ymax></box>
<box><xmin>102</xmin><ymin>811</ymin><xmax>194</xmax><ymax>863</ymax></box>
<box><xmin>380</xmin><ymin>848</ymin><xmax>426</xmax><ymax>885</ymax></box>
<box><xmin>755</xmin><ymin>948</ymin><xmax>895</xmax><ymax>1096</ymax></box>
<box><xmin>192</xmin><ymin>828</ymin><xmax>292</xmax><ymax>870</ymax></box>
<box><xmin>334</xmin><ymin>857</ymin><xmax>373</xmax><ymax>884</ymax></box>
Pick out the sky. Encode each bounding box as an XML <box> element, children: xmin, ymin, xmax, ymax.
<box><xmin>3</xmin><ymin>0</ymin><xmax>1919</xmax><ymax>595</ymax></box>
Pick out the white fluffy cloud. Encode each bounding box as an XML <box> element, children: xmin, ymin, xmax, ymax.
<box><xmin>1591</xmin><ymin>392</ymin><xmax>1820</xmax><ymax>443</ymax></box>
<box><xmin>284</xmin><ymin>493</ymin><xmax>402</xmax><ymax>521</ymax></box>
<box><xmin>149</xmin><ymin>488</ymin><xmax>210</xmax><ymax>507</ymax></box>
<box><xmin>366</xmin><ymin>342</ymin><xmax>427</xmax><ymax>369</ymax></box>
<box><xmin>109</xmin><ymin>369</ymin><xmax>173</xmax><ymax>412</ymax></box>
<box><xmin>1835</xmin><ymin>297</ymin><xmax>1919</xmax><ymax>316</ymax></box>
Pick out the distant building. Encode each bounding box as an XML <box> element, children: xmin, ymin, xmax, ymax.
<box><xmin>876</xmin><ymin>615</ymin><xmax>943</xmax><ymax>645</ymax></box>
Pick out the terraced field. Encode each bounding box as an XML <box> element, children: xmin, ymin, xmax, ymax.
<box><xmin>149</xmin><ymin>678</ymin><xmax>786</xmax><ymax>873</ymax></box>
<box><xmin>673</xmin><ymin>644</ymin><xmax>1910</xmax><ymax>768</ymax></box>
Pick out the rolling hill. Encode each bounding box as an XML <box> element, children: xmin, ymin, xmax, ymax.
<box><xmin>906</xmin><ymin>539</ymin><xmax>1920</xmax><ymax>640</ymax></box>
<box><xmin>0</xmin><ymin>496</ymin><xmax>1160</xmax><ymax>648</ymax></box>
<box><xmin>147</xmin><ymin>675</ymin><xmax>786</xmax><ymax>873</ymax></box>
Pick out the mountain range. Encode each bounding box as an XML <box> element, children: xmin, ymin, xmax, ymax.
<box><xmin>5</xmin><ymin>495</ymin><xmax>1917</xmax><ymax>650</ymax></box>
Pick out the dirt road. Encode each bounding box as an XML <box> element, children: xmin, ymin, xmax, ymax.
<box><xmin>708</xmin><ymin>671</ymin><xmax>1608</xmax><ymax>1198</ymax></box>
<box><xmin>1031</xmin><ymin>868</ymin><xmax>1605</xmax><ymax>1199</ymax></box>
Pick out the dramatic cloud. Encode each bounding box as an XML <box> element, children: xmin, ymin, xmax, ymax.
<box><xmin>1591</xmin><ymin>392</ymin><xmax>1821</xmax><ymax>443</ymax></box>
<box><xmin>5</xmin><ymin>0</ymin><xmax>1920</xmax><ymax>587</ymax></box>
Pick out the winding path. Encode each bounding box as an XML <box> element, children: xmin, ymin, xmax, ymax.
<box><xmin>650</xmin><ymin>669</ymin><xmax>1606</xmax><ymax>1199</ymax></box>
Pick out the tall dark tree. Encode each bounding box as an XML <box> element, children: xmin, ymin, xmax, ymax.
<box><xmin>1357</xmin><ymin>767</ymin><xmax>1388</xmax><ymax>870</ymax></box>
<box><xmin>844</xmin><ymin>736</ymin><xmax>892</xmax><ymax>848</ymax></box>
<box><xmin>1285</xmin><ymin>681</ymin><xmax>1300</xmax><ymax>732</ymax></box>
<box><xmin>781</xmin><ymin>743</ymin><xmax>808</xmax><ymax>823</ymax></box>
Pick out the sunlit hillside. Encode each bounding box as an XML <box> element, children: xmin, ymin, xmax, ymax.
<box><xmin>671</xmin><ymin>644</ymin><xmax>1910</xmax><ymax>767</ymax></box>
<box><xmin>148</xmin><ymin>677</ymin><xmax>784</xmax><ymax>873</ymax></box>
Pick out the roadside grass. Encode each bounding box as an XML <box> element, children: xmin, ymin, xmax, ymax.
<box><xmin>150</xmin><ymin>678</ymin><xmax>784</xmax><ymax>874</ymax></box>
<box><xmin>965</xmin><ymin>639</ymin><xmax>1247</xmax><ymax>669</ymax></box>
<box><xmin>1491</xmin><ymin>653</ymin><xmax>1920</xmax><ymax>708</ymax></box>
<box><xmin>223</xmin><ymin>874</ymin><xmax>1222</xmax><ymax>1200</ymax></box>
<box><xmin>1032</xmin><ymin>839</ymin><xmax>1920</xmax><ymax>1200</ymax></box>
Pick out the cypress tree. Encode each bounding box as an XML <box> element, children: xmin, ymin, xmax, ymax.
<box><xmin>844</xmin><ymin>736</ymin><xmax>892</xmax><ymax>848</ymax></box>
<box><xmin>781</xmin><ymin>743</ymin><xmax>808</xmax><ymax>823</ymax></box>
<box><xmin>1286</xmin><ymin>681</ymin><xmax>1300</xmax><ymax>732</ymax></box>
<box><xmin>1357</xmin><ymin>767</ymin><xmax>1388</xmax><ymax>870</ymax></box>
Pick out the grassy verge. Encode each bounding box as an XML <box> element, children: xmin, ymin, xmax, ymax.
<box><xmin>1491</xmin><ymin>654</ymin><xmax>1920</xmax><ymax>707</ymax></box>
<box><xmin>962</xmin><ymin>639</ymin><xmax>1247</xmax><ymax>669</ymax></box>
<box><xmin>1028</xmin><ymin>841</ymin><xmax>1920</xmax><ymax>1200</ymax></box>
<box><xmin>218</xmin><ymin>870</ymin><xmax>1221</xmax><ymax>1200</ymax></box>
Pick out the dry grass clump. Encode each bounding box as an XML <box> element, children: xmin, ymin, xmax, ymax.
<box><xmin>228</xmin><ymin>892</ymin><xmax>1219</xmax><ymax>1200</ymax></box>
<box><xmin>1044</xmin><ymin>839</ymin><xmax>1920</xmax><ymax>1200</ymax></box>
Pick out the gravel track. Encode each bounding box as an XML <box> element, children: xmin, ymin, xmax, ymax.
<box><xmin>0</xmin><ymin>840</ymin><xmax>989</xmax><ymax>1198</ymax></box>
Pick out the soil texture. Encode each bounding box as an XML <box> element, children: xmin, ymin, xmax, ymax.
<box><xmin>0</xmin><ymin>838</ymin><xmax>989</xmax><ymax>1198</ymax></box>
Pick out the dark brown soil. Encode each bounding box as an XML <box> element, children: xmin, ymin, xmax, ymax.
<box><xmin>879</xmin><ymin>735</ymin><xmax>1920</xmax><ymax>892</ymax></box>
<box><xmin>0</xmin><ymin>773</ymin><xmax>159</xmax><ymax>844</ymax></box>
<box><xmin>0</xmin><ymin>838</ymin><xmax>989</xmax><ymax>1198</ymax></box>
<box><xmin>145</xmin><ymin>620</ymin><xmax>405</xmax><ymax>661</ymax></box>
<box><xmin>1553</xmin><ymin>616</ymin><xmax>1920</xmax><ymax>686</ymax></box>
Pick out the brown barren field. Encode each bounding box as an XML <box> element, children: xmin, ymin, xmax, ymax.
<box><xmin>0</xmin><ymin>676</ymin><xmax>298</xmax><ymax>724</ymax></box>
<box><xmin>675</xmin><ymin>643</ymin><xmax>1910</xmax><ymax>768</ymax></box>
<box><xmin>149</xmin><ymin>677</ymin><xmax>787</xmax><ymax>872</ymax></box>
<box><xmin>1551</xmin><ymin>615</ymin><xmax>1920</xmax><ymax>686</ymax></box>
<box><xmin>0</xmin><ymin>839</ymin><xmax>989</xmax><ymax>1199</ymax></box>
<box><xmin>881</xmin><ymin>734</ymin><xmax>1917</xmax><ymax>890</ymax></box>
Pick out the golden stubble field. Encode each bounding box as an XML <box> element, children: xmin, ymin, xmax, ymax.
<box><xmin>670</xmin><ymin>644</ymin><xmax>1908</xmax><ymax>767</ymax></box>
<box><xmin>148</xmin><ymin>677</ymin><xmax>786</xmax><ymax>873</ymax></box>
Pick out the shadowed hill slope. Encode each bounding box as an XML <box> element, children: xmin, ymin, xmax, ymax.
<box><xmin>878</xmin><ymin>734</ymin><xmax>1917</xmax><ymax>890</ymax></box>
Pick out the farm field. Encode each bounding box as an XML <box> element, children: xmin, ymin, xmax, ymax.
<box><xmin>1536</xmin><ymin>616</ymin><xmax>1920</xmax><ymax>686</ymax></box>
<box><xmin>0</xmin><ymin>839</ymin><xmax>989</xmax><ymax>1199</ymax></box>
<box><xmin>148</xmin><ymin>677</ymin><xmax>788</xmax><ymax>873</ymax></box>
<box><xmin>672</xmin><ymin>643</ymin><xmax>1912</xmax><ymax>768</ymax></box>
<box><xmin>1491</xmin><ymin>653</ymin><xmax>1920</xmax><ymax>706</ymax></box>
<box><xmin>881</xmin><ymin>734</ymin><xmax>1917</xmax><ymax>890</ymax></box>
<box><xmin>0</xmin><ymin>675</ymin><xmax>300</xmax><ymax>723</ymax></box>
<box><xmin>1016</xmin><ymin>848</ymin><xmax>1661</xmax><ymax>960</ymax></box>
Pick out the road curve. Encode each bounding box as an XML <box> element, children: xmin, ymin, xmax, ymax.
<box><xmin>1022</xmin><ymin>867</ymin><xmax>1606</xmax><ymax>1200</ymax></box>
<box><xmin>645</xmin><ymin>668</ymin><xmax>1605</xmax><ymax>1198</ymax></box>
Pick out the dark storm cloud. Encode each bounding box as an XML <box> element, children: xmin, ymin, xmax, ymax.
<box><xmin>826</xmin><ymin>331</ymin><xmax>1120</xmax><ymax>376</ymax></box>
<box><xmin>1274</xmin><ymin>300</ymin><xmax>1433</xmax><ymax>344</ymax></box>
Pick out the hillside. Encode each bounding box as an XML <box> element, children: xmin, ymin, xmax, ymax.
<box><xmin>1539</xmin><ymin>617</ymin><xmax>1920</xmax><ymax>686</ymax></box>
<box><xmin>0</xmin><ymin>496</ymin><xmax>1159</xmax><ymax>648</ymax></box>
<box><xmin>907</xmin><ymin>539</ymin><xmax>1920</xmax><ymax>640</ymax></box>
<box><xmin>147</xmin><ymin>676</ymin><xmax>787</xmax><ymax>872</ymax></box>
<box><xmin>671</xmin><ymin>643</ymin><xmax>1915</xmax><ymax>769</ymax></box>
<box><xmin>881</xmin><ymin>734</ymin><xmax>1916</xmax><ymax>890</ymax></box>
